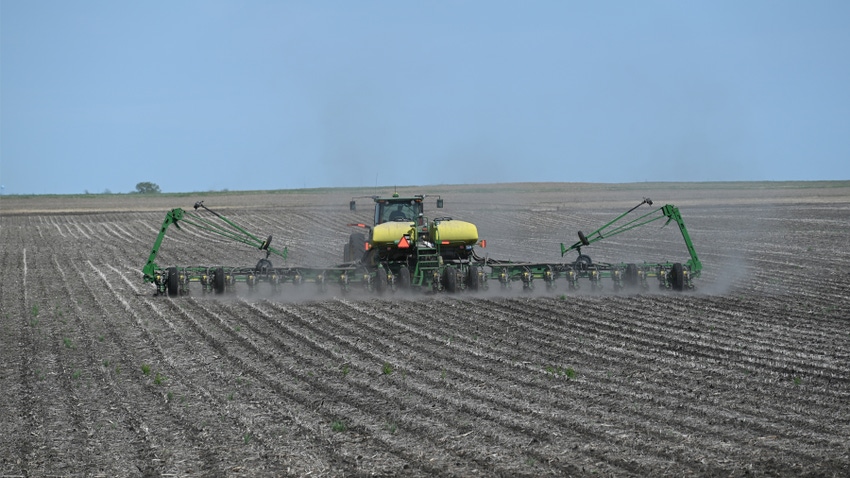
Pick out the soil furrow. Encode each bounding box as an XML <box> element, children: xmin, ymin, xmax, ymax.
<box><xmin>182</xmin><ymin>297</ymin><xmax>480</xmax><ymax>476</ymax></box>
<box><xmin>312</xmin><ymin>299</ymin><xmax>704</xmax><ymax>474</ymax></box>
<box><xmin>68</xmin><ymin>257</ymin><xmax>227</xmax><ymax>476</ymax></box>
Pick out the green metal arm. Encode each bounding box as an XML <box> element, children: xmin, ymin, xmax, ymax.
<box><xmin>560</xmin><ymin>198</ymin><xmax>657</xmax><ymax>255</ymax></box>
<box><xmin>660</xmin><ymin>204</ymin><xmax>702</xmax><ymax>274</ymax></box>
<box><xmin>560</xmin><ymin>199</ymin><xmax>701</xmax><ymax>274</ymax></box>
<box><xmin>142</xmin><ymin>203</ymin><xmax>288</xmax><ymax>283</ymax></box>
<box><xmin>142</xmin><ymin>208</ymin><xmax>185</xmax><ymax>283</ymax></box>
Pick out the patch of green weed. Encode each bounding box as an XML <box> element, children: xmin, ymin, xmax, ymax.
<box><xmin>544</xmin><ymin>365</ymin><xmax>577</xmax><ymax>379</ymax></box>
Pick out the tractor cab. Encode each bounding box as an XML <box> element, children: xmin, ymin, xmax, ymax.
<box><xmin>349</xmin><ymin>193</ymin><xmax>442</xmax><ymax>226</ymax></box>
<box><xmin>375</xmin><ymin>197</ymin><xmax>424</xmax><ymax>224</ymax></box>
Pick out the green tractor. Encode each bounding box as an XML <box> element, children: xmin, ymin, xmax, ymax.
<box><xmin>346</xmin><ymin>193</ymin><xmax>486</xmax><ymax>292</ymax></box>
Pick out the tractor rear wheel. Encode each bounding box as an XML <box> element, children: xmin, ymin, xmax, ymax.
<box><xmin>348</xmin><ymin>233</ymin><xmax>366</xmax><ymax>263</ymax></box>
<box><xmin>167</xmin><ymin>267</ymin><xmax>180</xmax><ymax>297</ymax></box>
<box><xmin>213</xmin><ymin>267</ymin><xmax>226</xmax><ymax>294</ymax></box>
<box><xmin>670</xmin><ymin>263</ymin><xmax>685</xmax><ymax>291</ymax></box>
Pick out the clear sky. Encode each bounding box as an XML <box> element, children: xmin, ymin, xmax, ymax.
<box><xmin>2</xmin><ymin>1</ymin><xmax>848</xmax><ymax>195</ymax></box>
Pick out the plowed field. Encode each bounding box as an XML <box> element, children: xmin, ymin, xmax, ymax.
<box><xmin>1</xmin><ymin>182</ymin><xmax>848</xmax><ymax>477</ymax></box>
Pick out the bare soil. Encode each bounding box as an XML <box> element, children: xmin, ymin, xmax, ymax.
<box><xmin>1</xmin><ymin>181</ymin><xmax>848</xmax><ymax>477</ymax></box>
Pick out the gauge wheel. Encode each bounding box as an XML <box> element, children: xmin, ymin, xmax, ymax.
<box><xmin>670</xmin><ymin>263</ymin><xmax>685</xmax><ymax>291</ymax></box>
<box><xmin>444</xmin><ymin>267</ymin><xmax>458</xmax><ymax>293</ymax></box>
<box><xmin>467</xmin><ymin>265</ymin><xmax>480</xmax><ymax>291</ymax></box>
<box><xmin>375</xmin><ymin>267</ymin><xmax>388</xmax><ymax>294</ymax></box>
<box><xmin>255</xmin><ymin>259</ymin><xmax>273</xmax><ymax>273</ymax></box>
<box><xmin>625</xmin><ymin>263</ymin><xmax>638</xmax><ymax>287</ymax></box>
<box><xmin>575</xmin><ymin>254</ymin><xmax>593</xmax><ymax>271</ymax></box>
<box><xmin>213</xmin><ymin>267</ymin><xmax>226</xmax><ymax>294</ymax></box>
<box><xmin>397</xmin><ymin>266</ymin><xmax>411</xmax><ymax>290</ymax></box>
<box><xmin>167</xmin><ymin>267</ymin><xmax>180</xmax><ymax>297</ymax></box>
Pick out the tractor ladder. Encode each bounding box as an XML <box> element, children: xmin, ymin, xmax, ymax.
<box><xmin>413</xmin><ymin>246</ymin><xmax>441</xmax><ymax>286</ymax></box>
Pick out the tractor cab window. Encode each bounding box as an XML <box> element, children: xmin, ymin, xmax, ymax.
<box><xmin>377</xmin><ymin>201</ymin><xmax>421</xmax><ymax>224</ymax></box>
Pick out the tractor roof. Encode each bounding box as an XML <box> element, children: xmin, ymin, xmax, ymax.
<box><xmin>373</xmin><ymin>193</ymin><xmax>424</xmax><ymax>203</ymax></box>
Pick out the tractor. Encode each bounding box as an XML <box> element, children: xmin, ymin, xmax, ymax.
<box><xmin>345</xmin><ymin>193</ymin><xmax>485</xmax><ymax>292</ymax></box>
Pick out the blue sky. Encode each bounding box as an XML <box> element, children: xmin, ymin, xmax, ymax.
<box><xmin>2</xmin><ymin>1</ymin><xmax>848</xmax><ymax>195</ymax></box>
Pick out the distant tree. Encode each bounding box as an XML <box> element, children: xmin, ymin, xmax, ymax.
<box><xmin>135</xmin><ymin>182</ymin><xmax>161</xmax><ymax>194</ymax></box>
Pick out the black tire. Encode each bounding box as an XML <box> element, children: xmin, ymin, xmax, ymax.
<box><xmin>444</xmin><ymin>267</ymin><xmax>458</xmax><ymax>293</ymax></box>
<box><xmin>467</xmin><ymin>265</ymin><xmax>480</xmax><ymax>292</ymax></box>
<box><xmin>670</xmin><ymin>263</ymin><xmax>685</xmax><ymax>291</ymax></box>
<box><xmin>575</xmin><ymin>254</ymin><xmax>593</xmax><ymax>271</ymax></box>
<box><xmin>348</xmin><ymin>233</ymin><xmax>366</xmax><ymax>263</ymax></box>
<box><xmin>213</xmin><ymin>267</ymin><xmax>226</xmax><ymax>295</ymax></box>
<box><xmin>166</xmin><ymin>267</ymin><xmax>180</xmax><ymax>297</ymax></box>
<box><xmin>255</xmin><ymin>259</ymin><xmax>273</xmax><ymax>274</ymax></box>
<box><xmin>624</xmin><ymin>263</ymin><xmax>638</xmax><ymax>288</ymax></box>
<box><xmin>343</xmin><ymin>245</ymin><xmax>351</xmax><ymax>262</ymax></box>
<box><xmin>375</xmin><ymin>267</ymin><xmax>388</xmax><ymax>294</ymax></box>
<box><xmin>578</xmin><ymin>230</ymin><xmax>590</xmax><ymax>246</ymax></box>
<box><xmin>397</xmin><ymin>266</ymin><xmax>411</xmax><ymax>290</ymax></box>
